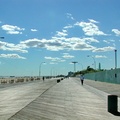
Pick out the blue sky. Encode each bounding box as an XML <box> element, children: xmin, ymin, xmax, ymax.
<box><xmin>0</xmin><ymin>0</ymin><xmax>120</xmax><ymax>76</ymax></box>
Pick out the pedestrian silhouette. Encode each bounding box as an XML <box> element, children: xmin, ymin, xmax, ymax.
<box><xmin>43</xmin><ymin>76</ymin><xmax>45</xmax><ymax>82</ymax></box>
<box><xmin>80</xmin><ymin>74</ymin><xmax>84</xmax><ymax>85</ymax></box>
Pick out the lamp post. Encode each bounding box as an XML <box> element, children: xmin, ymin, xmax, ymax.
<box><xmin>87</xmin><ymin>55</ymin><xmax>96</xmax><ymax>70</ymax></box>
<box><xmin>39</xmin><ymin>62</ymin><xmax>45</xmax><ymax>77</ymax></box>
<box><xmin>72</xmin><ymin>61</ymin><xmax>78</xmax><ymax>72</ymax></box>
<box><xmin>0</xmin><ymin>37</ymin><xmax>5</xmax><ymax>39</ymax></box>
<box><xmin>114</xmin><ymin>50</ymin><xmax>117</xmax><ymax>69</ymax></box>
<box><xmin>51</xmin><ymin>68</ymin><xmax>55</xmax><ymax>77</ymax></box>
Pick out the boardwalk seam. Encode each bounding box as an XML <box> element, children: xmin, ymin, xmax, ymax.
<box><xmin>8</xmin><ymin>81</ymin><xmax>57</xmax><ymax>120</ymax></box>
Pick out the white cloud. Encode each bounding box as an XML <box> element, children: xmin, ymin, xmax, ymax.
<box><xmin>44</xmin><ymin>56</ymin><xmax>65</xmax><ymax>62</ymax></box>
<box><xmin>73</xmin><ymin>43</ymin><xmax>95</xmax><ymax>51</ymax></box>
<box><xmin>0</xmin><ymin>41</ymin><xmax>28</xmax><ymax>53</ymax></box>
<box><xmin>21</xmin><ymin>38</ymin><xmax>72</xmax><ymax>51</ymax></box>
<box><xmin>92</xmin><ymin>46</ymin><xmax>115</xmax><ymax>52</ymax></box>
<box><xmin>103</xmin><ymin>40</ymin><xmax>115</xmax><ymax>44</ymax></box>
<box><xmin>64</xmin><ymin>37</ymin><xmax>98</xmax><ymax>51</ymax></box>
<box><xmin>103</xmin><ymin>40</ymin><xmax>110</xmax><ymax>44</ymax></box>
<box><xmin>44</xmin><ymin>56</ymin><xmax>61</xmax><ymax>61</ymax></box>
<box><xmin>20</xmin><ymin>38</ymin><xmax>45</xmax><ymax>48</ymax></box>
<box><xmin>95</xmin><ymin>55</ymin><xmax>107</xmax><ymax>58</ymax></box>
<box><xmin>62</xmin><ymin>53</ymin><xmax>75</xmax><ymax>59</ymax></box>
<box><xmin>64</xmin><ymin>37</ymin><xmax>99</xmax><ymax>43</ymax></box>
<box><xmin>109</xmin><ymin>40</ymin><xmax>115</xmax><ymax>42</ymax></box>
<box><xmin>66</xmin><ymin>13</ymin><xmax>75</xmax><ymax>20</ymax></box>
<box><xmin>8</xmin><ymin>31</ymin><xmax>22</xmax><ymax>34</ymax></box>
<box><xmin>64</xmin><ymin>25</ymin><xmax>73</xmax><ymax>29</ymax></box>
<box><xmin>0</xmin><ymin>54</ymin><xmax>26</xmax><ymax>59</ymax></box>
<box><xmin>1</xmin><ymin>24</ymin><xmax>25</xmax><ymax>34</ymax></box>
<box><xmin>83</xmin><ymin>37</ymin><xmax>99</xmax><ymax>43</ymax></box>
<box><xmin>112</xmin><ymin>29</ymin><xmax>120</xmax><ymax>36</ymax></box>
<box><xmin>56</xmin><ymin>31</ymin><xmax>68</xmax><ymax>37</ymax></box>
<box><xmin>50</xmin><ymin>62</ymin><xmax>58</xmax><ymax>64</ymax></box>
<box><xmin>75</xmin><ymin>21</ymin><xmax>107</xmax><ymax>36</ymax></box>
<box><xmin>20</xmin><ymin>36</ymin><xmax>99</xmax><ymax>52</ymax></box>
<box><xmin>88</xmin><ymin>19</ymin><xmax>99</xmax><ymax>23</ymax></box>
<box><xmin>31</xmin><ymin>29</ymin><xmax>38</xmax><ymax>32</ymax></box>
<box><xmin>62</xmin><ymin>29</ymin><xmax>67</xmax><ymax>33</ymax></box>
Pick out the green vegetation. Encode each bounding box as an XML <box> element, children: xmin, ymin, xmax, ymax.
<box><xmin>73</xmin><ymin>66</ymin><xmax>105</xmax><ymax>76</ymax></box>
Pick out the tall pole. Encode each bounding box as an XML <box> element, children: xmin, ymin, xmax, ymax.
<box><xmin>0</xmin><ymin>37</ymin><xmax>4</xmax><ymax>39</ymax></box>
<box><xmin>72</xmin><ymin>61</ymin><xmax>78</xmax><ymax>72</ymax></box>
<box><xmin>87</xmin><ymin>55</ymin><xmax>96</xmax><ymax>70</ymax></box>
<box><xmin>115</xmin><ymin>50</ymin><xmax>117</xmax><ymax>69</ymax></box>
<box><xmin>0</xmin><ymin>37</ymin><xmax>4</xmax><ymax>67</ymax></box>
<box><xmin>39</xmin><ymin>62</ymin><xmax>45</xmax><ymax>77</ymax></box>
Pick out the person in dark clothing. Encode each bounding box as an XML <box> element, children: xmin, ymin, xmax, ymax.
<box><xmin>43</xmin><ymin>76</ymin><xmax>45</xmax><ymax>82</ymax></box>
<box><xmin>80</xmin><ymin>75</ymin><xmax>84</xmax><ymax>85</ymax></box>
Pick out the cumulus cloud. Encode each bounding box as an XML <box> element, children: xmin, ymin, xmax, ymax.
<box><xmin>1</xmin><ymin>24</ymin><xmax>25</xmax><ymax>34</ymax></box>
<box><xmin>20</xmin><ymin>36</ymin><xmax>100</xmax><ymax>51</ymax></box>
<box><xmin>95</xmin><ymin>55</ymin><xmax>107</xmax><ymax>58</ymax></box>
<box><xmin>103</xmin><ymin>40</ymin><xmax>115</xmax><ymax>44</ymax></box>
<box><xmin>20</xmin><ymin>39</ymin><xmax>45</xmax><ymax>48</ymax></box>
<box><xmin>0</xmin><ymin>41</ymin><xmax>28</xmax><ymax>53</ymax></box>
<box><xmin>62</xmin><ymin>29</ymin><xmax>67</xmax><ymax>33</ymax></box>
<box><xmin>44</xmin><ymin>56</ymin><xmax>65</xmax><ymax>62</ymax></box>
<box><xmin>31</xmin><ymin>29</ymin><xmax>38</xmax><ymax>31</ymax></box>
<box><xmin>64</xmin><ymin>25</ymin><xmax>73</xmax><ymax>29</ymax></box>
<box><xmin>88</xmin><ymin>19</ymin><xmax>99</xmax><ymax>23</ymax></box>
<box><xmin>56</xmin><ymin>31</ymin><xmax>68</xmax><ymax>37</ymax></box>
<box><xmin>64</xmin><ymin>37</ymin><xmax>98</xmax><ymax>51</ymax></box>
<box><xmin>75</xmin><ymin>20</ymin><xmax>107</xmax><ymax>36</ymax></box>
<box><xmin>73</xmin><ymin>43</ymin><xmax>96</xmax><ymax>50</ymax></box>
<box><xmin>44</xmin><ymin>56</ymin><xmax>61</xmax><ymax>61</ymax></box>
<box><xmin>20</xmin><ymin>38</ymin><xmax>71</xmax><ymax>51</ymax></box>
<box><xmin>65</xmin><ymin>37</ymin><xmax>99</xmax><ymax>43</ymax></box>
<box><xmin>112</xmin><ymin>29</ymin><xmax>120</xmax><ymax>36</ymax></box>
<box><xmin>0</xmin><ymin>54</ymin><xmax>26</xmax><ymax>59</ymax></box>
<box><xmin>92</xmin><ymin>46</ymin><xmax>115</xmax><ymax>52</ymax></box>
<box><xmin>103</xmin><ymin>40</ymin><xmax>110</xmax><ymax>44</ymax></box>
<box><xmin>62</xmin><ymin>53</ymin><xmax>75</xmax><ymax>59</ymax></box>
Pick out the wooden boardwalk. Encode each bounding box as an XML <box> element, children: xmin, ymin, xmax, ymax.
<box><xmin>0</xmin><ymin>78</ymin><xmax>120</xmax><ymax>120</ymax></box>
<box><xmin>0</xmin><ymin>79</ymin><xmax>57</xmax><ymax>120</ymax></box>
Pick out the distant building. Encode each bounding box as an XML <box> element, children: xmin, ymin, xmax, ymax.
<box><xmin>68</xmin><ymin>71</ymin><xmax>73</xmax><ymax>77</ymax></box>
<box><xmin>99</xmin><ymin>63</ymin><xmax>101</xmax><ymax>70</ymax></box>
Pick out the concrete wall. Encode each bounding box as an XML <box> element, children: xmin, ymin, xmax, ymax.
<box><xmin>84</xmin><ymin>68</ymin><xmax>120</xmax><ymax>84</ymax></box>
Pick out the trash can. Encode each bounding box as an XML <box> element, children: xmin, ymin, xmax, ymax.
<box><xmin>108</xmin><ymin>95</ymin><xmax>118</xmax><ymax>113</ymax></box>
<box><xmin>57</xmin><ymin>79</ymin><xmax>60</xmax><ymax>83</ymax></box>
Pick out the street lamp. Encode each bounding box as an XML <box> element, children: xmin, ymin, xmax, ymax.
<box><xmin>87</xmin><ymin>55</ymin><xmax>96</xmax><ymax>70</ymax></box>
<box><xmin>0</xmin><ymin>37</ymin><xmax>5</xmax><ymax>39</ymax></box>
<box><xmin>72</xmin><ymin>61</ymin><xmax>78</xmax><ymax>72</ymax></box>
<box><xmin>51</xmin><ymin>68</ymin><xmax>55</xmax><ymax>77</ymax></box>
<box><xmin>39</xmin><ymin>62</ymin><xmax>45</xmax><ymax>77</ymax></box>
<box><xmin>114</xmin><ymin>50</ymin><xmax>117</xmax><ymax>69</ymax></box>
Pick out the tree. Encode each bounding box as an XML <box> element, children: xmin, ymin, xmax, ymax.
<box><xmin>87</xmin><ymin>66</ymin><xmax>95</xmax><ymax>71</ymax></box>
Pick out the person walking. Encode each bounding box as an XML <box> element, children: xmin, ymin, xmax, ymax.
<box><xmin>80</xmin><ymin>74</ymin><xmax>84</xmax><ymax>85</ymax></box>
<box><xmin>43</xmin><ymin>76</ymin><xmax>45</xmax><ymax>82</ymax></box>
